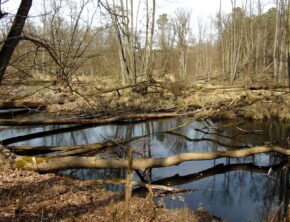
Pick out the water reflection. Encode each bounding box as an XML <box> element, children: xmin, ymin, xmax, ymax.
<box><xmin>0</xmin><ymin>118</ymin><xmax>289</xmax><ymax>222</ymax></box>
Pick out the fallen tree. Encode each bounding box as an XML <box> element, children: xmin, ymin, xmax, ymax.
<box><xmin>0</xmin><ymin>108</ymin><xmax>30</xmax><ymax>117</ymax></box>
<box><xmin>1</xmin><ymin>145</ymin><xmax>289</xmax><ymax>172</ymax></box>
<box><xmin>0</xmin><ymin>101</ymin><xmax>46</xmax><ymax>109</ymax></box>
<box><xmin>1</xmin><ymin>124</ymin><xmax>91</xmax><ymax>145</ymax></box>
<box><xmin>0</xmin><ymin>112</ymin><xmax>196</xmax><ymax>126</ymax></box>
<box><xmin>149</xmin><ymin>161</ymin><xmax>287</xmax><ymax>187</ymax></box>
<box><xmin>6</xmin><ymin>136</ymin><xmax>145</xmax><ymax>156</ymax></box>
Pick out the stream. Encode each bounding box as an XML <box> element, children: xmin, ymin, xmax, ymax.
<box><xmin>0</xmin><ymin>115</ymin><xmax>290</xmax><ymax>222</ymax></box>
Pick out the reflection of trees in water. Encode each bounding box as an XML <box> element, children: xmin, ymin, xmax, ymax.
<box><xmin>217</xmin><ymin>159</ymin><xmax>288</xmax><ymax>221</ymax></box>
<box><xmin>150</xmin><ymin>159</ymin><xmax>288</xmax><ymax>222</ymax></box>
<box><xmin>2</xmin><ymin>118</ymin><xmax>289</xmax><ymax>220</ymax></box>
<box><xmin>62</xmin><ymin>168</ymin><xmax>127</xmax><ymax>192</ymax></box>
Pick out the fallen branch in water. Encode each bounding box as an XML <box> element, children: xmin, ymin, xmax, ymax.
<box><xmin>6</xmin><ymin>136</ymin><xmax>146</xmax><ymax>156</ymax></box>
<box><xmin>201</xmin><ymin>121</ymin><xmax>244</xmax><ymax>132</ymax></box>
<box><xmin>0</xmin><ymin>108</ymin><xmax>30</xmax><ymax>117</ymax></box>
<box><xmin>0</xmin><ymin>101</ymin><xmax>46</xmax><ymax>109</ymax></box>
<box><xmin>149</xmin><ymin>161</ymin><xmax>287</xmax><ymax>187</ymax></box>
<box><xmin>269</xmin><ymin>202</ymin><xmax>284</xmax><ymax>222</ymax></box>
<box><xmin>0</xmin><ymin>112</ymin><xmax>198</xmax><ymax>126</ymax></box>
<box><xmin>1</xmin><ymin>145</ymin><xmax>289</xmax><ymax>172</ymax></box>
<box><xmin>88</xmin><ymin>178</ymin><xmax>191</xmax><ymax>193</ymax></box>
<box><xmin>166</xmin><ymin>131</ymin><xmax>250</xmax><ymax>149</ymax></box>
<box><xmin>235</xmin><ymin>126</ymin><xmax>263</xmax><ymax>135</ymax></box>
<box><xmin>1</xmin><ymin>124</ymin><xmax>91</xmax><ymax>145</ymax></box>
<box><xmin>162</xmin><ymin>119</ymin><xmax>195</xmax><ymax>132</ymax></box>
<box><xmin>194</xmin><ymin>128</ymin><xmax>234</xmax><ymax>139</ymax></box>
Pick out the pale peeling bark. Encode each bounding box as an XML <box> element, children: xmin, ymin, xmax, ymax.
<box><xmin>1</xmin><ymin>145</ymin><xmax>289</xmax><ymax>172</ymax></box>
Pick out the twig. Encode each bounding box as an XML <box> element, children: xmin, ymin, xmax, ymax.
<box><xmin>235</xmin><ymin>126</ymin><xmax>263</xmax><ymax>134</ymax></box>
<box><xmin>166</xmin><ymin>131</ymin><xmax>250</xmax><ymax>149</ymax></box>
<box><xmin>88</xmin><ymin>179</ymin><xmax>191</xmax><ymax>193</ymax></box>
<box><xmin>269</xmin><ymin>202</ymin><xmax>283</xmax><ymax>222</ymax></box>
<box><xmin>163</xmin><ymin>118</ymin><xmax>195</xmax><ymax>132</ymax></box>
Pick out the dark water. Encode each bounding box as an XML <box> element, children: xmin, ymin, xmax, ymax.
<box><xmin>1</xmin><ymin>117</ymin><xmax>290</xmax><ymax>222</ymax></box>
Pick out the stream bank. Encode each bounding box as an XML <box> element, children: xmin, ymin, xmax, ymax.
<box><xmin>0</xmin><ymin>166</ymin><xmax>222</xmax><ymax>222</ymax></box>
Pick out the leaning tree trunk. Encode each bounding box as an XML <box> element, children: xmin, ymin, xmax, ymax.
<box><xmin>0</xmin><ymin>0</ymin><xmax>32</xmax><ymax>84</ymax></box>
<box><xmin>287</xmin><ymin>0</ymin><xmax>290</xmax><ymax>89</ymax></box>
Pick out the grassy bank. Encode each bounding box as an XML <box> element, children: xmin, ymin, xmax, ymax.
<box><xmin>1</xmin><ymin>77</ymin><xmax>289</xmax><ymax>122</ymax></box>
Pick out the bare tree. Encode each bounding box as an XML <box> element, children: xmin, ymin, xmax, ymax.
<box><xmin>23</xmin><ymin>0</ymin><xmax>100</xmax><ymax>89</ymax></box>
<box><xmin>0</xmin><ymin>0</ymin><xmax>32</xmax><ymax>84</ymax></box>
<box><xmin>286</xmin><ymin>0</ymin><xmax>290</xmax><ymax>89</ymax></box>
<box><xmin>0</xmin><ymin>0</ymin><xmax>8</xmax><ymax>19</ymax></box>
<box><xmin>143</xmin><ymin>0</ymin><xmax>156</xmax><ymax>82</ymax></box>
<box><xmin>173</xmin><ymin>8</ymin><xmax>191</xmax><ymax>79</ymax></box>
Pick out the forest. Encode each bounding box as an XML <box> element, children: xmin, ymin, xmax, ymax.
<box><xmin>0</xmin><ymin>0</ymin><xmax>290</xmax><ymax>221</ymax></box>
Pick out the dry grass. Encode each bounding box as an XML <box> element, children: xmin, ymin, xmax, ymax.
<box><xmin>0</xmin><ymin>77</ymin><xmax>289</xmax><ymax>121</ymax></box>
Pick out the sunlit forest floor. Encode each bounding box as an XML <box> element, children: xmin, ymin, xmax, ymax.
<box><xmin>0</xmin><ymin>164</ymin><xmax>223</xmax><ymax>222</ymax></box>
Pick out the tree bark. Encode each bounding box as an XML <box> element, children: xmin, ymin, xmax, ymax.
<box><xmin>1</xmin><ymin>145</ymin><xmax>289</xmax><ymax>172</ymax></box>
<box><xmin>273</xmin><ymin>0</ymin><xmax>280</xmax><ymax>81</ymax></box>
<box><xmin>0</xmin><ymin>0</ymin><xmax>32</xmax><ymax>83</ymax></box>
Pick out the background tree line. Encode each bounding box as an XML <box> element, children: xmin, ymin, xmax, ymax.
<box><xmin>0</xmin><ymin>0</ymin><xmax>289</xmax><ymax>87</ymax></box>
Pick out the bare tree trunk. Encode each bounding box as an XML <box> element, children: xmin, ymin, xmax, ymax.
<box><xmin>230</xmin><ymin>0</ymin><xmax>238</xmax><ymax>83</ymax></box>
<box><xmin>273</xmin><ymin>0</ymin><xmax>280</xmax><ymax>81</ymax></box>
<box><xmin>0</xmin><ymin>0</ymin><xmax>32</xmax><ymax>84</ymax></box>
<box><xmin>174</xmin><ymin>9</ymin><xmax>191</xmax><ymax>79</ymax></box>
<box><xmin>218</xmin><ymin>0</ymin><xmax>226</xmax><ymax>80</ymax></box>
<box><xmin>285</xmin><ymin>0</ymin><xmax>290</xmax><ymax>89</ymax></box>
<box><xmin>278</xmin><ymin>0</ymin><xmax>286</xmax><ymax>83</ymax></box>
<box><xmin>179</xmin><ymin>46</ymin><xmax>188</xmax><ymax>79</ymax></box>
<box><xmin>144</xmin><ymin>0</ymin><xmax>156</xmax><ymax>82</ymax></box>
<box><xmin>110</xmin><ymin>0</ymin><xmax>130</xmax><ymax>84</ymax></box>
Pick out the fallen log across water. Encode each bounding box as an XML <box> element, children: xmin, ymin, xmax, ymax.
<box><xmin>1</xmin><ymin>145</ymin><xmax>289</xmax><ymax>172</ymax></box>
<box><xmin>0</xmin><ymin>112</ymin><xmax>198</xmax><ymax>126</ymax></box>
<box><xmin>6</xmin><ymin>136</ymin><xmax>145</xmax><ymax>156</ymax></box>
<box><xmin>0</xmin><ymin>101</ymin><xmax>46</xmax><ymax>109</ymax></box>
<box><xmin>149</xmin><ymin>161</ymin><xmax>287</xmax><ymax>187</ymax></box>
<box><xmin>0</xmin><ymin>108</ymin><xmax>30</xmax><ymax>117</ymax></box>
<box><xmin>1</xmin><ymin>124</ymin><xmax>93</xmax><ymax>145</ymax></box>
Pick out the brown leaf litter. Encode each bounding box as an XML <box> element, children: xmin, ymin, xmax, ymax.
<box><xmin>0</xmin><ymin>167</ymin><xmax>223</xmax><ymax>222</ymax></box>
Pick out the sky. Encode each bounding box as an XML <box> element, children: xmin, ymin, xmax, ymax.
<box><xmin>2</xmin><ymin>0</ymin><xmax>275</xmax><ymax>34</ymax></box>
<box><xmin>157</xmin><ymin>0</ymin><xmax>232</xmax><ymax>17</ymax></box>
<box><xmin>3</xmin><ymin>0</ymin><xmax>275</xmax><ymax>17</ymax></box>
